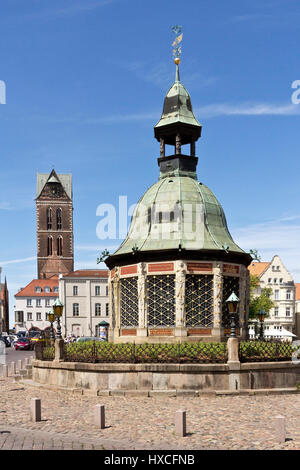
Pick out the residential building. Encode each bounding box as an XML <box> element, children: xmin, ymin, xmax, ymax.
<box><xmin>14</xmin><ymin>277</ymin><xmax>59</xmax><ymax>334</ymax></box>
<box><xmin>0</xmin><ymin>268</ymin><xmax>9</xmax><ymax>334</ymax></box>
<box><xmin>36</xmin><ymin>169</ymin><xmax>74</xmax><ymax>279</ymax></box>
<box><xmin>248</xmin><ymin>255</ymin><xmax>296</xmax><ymax>336</ymax></box>
<box><xmin>59</xmin><ymin>270</ymin><xmax>109</xmax><ymax>337</ymax></box>
<box><xmin>295</xmin><ymin>284</ymin><xmax>300</xmax><ymax>338</ymax></box>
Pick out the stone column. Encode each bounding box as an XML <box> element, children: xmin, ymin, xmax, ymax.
<box><xmin>175</xmin><ymin>260</ymin><xmax>187</xmax><ymax>337</ymax></box>
<box><xmin>212</xmin><ymin>263</ymin><xmax>223</xmax><ymax>340</ymax></box>
<box><xmin>175</xmin><ymin>133</ymin><xmax>181</xmax><ymax>155</ymax></box>
<box><xmin>160</xmin><ymin>138</ymin><xmax>165</xmax><ymax>158</ymax></box>
<box><xmin>239</xmin><ymin>266</ymin><xmax>248</xmax><ymax>340</ymax></box>
<box><xmin>113</xmin><ymin>267</ymin><xmax>120</xmax><ymax>340</ymax></box>
<box><xmin>190</xmin><ymin>140</ymin><xmax>195</xmax><ymax>157</ymax></box>
<box><xmin>108</xmin><ymin>274</ymin><xmax>114</xmax><ymax>342</ymax></box>
<box><xmin>137</xmin><ymin>262</ymin><xmax>147</xmax><ymax>337</ymax></box>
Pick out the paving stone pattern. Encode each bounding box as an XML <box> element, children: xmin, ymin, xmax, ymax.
<box><xmin>1</xmin><ymin>377</ymin><xmax>300</xmax><ymax>450</ymax></box>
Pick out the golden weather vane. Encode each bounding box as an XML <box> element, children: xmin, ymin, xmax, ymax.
<box><xmin>171</xmin><ymin>25</ymin><xmax>183</xmax><ymax>64</ymax></box>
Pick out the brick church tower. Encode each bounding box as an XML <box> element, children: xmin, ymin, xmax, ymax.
<box><xmin>36</xmin><ymin>169</ymin><xmax>74</xmax><ymax>279</ymax></box>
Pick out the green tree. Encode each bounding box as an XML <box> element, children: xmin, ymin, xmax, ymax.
<box><xmin>249</xmin><ymin>275</ymin><xmax>275</xmax><ymax>319</ymax></box>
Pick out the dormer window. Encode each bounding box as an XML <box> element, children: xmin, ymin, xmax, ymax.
<box><xmin>44</xmin><ymin>286</ymin><xmax>51</xmax><ymax>293</ymax></box>
<box><xmin>35</xmin><ymin>286</ymin><xmax>42</xmax><ymax>293</ymax></box>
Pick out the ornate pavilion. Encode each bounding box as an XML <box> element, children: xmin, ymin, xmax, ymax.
<box><xmin>105</xmin><ymin>48</ymin><xmax>252</xmax><ymax>343</ymax></box>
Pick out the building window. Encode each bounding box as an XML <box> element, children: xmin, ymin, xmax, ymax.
<box><xmin>286</xmin><ymin>307</ymin><xmax>291</xmax><ymax>317</ymax></box>
<box><xmin>27</xmin><ymin>299</ymin><xmax>32</xmax><ymax>307</ymax></box>
<box><xmin>95</xmin><ymin>286</ymin><xmax>101</xmax><ymax>296</ymax></box>
<box><xmin>35</xmin><ymin>286</ymin><xmax>41</xmax><ymax>293</ymax></box>
<box><xmin>57</xmin><ymin>236</ymin><xmax>63</xmax><ymax>256</ymax></box>
<box><xmin>53</xmin><ymin>286</ymin><xmax>59</xmax><ymax>293</ymax></box>
<box><xmin>73</xmin><ymin>286</ymin><xmax>78</xmax><ymax>296</ymax></box>
<box><xmin>286</xmin><ymin>290</ymin><xmax>291</xmax><ymax>300</ymax></box>
<box><xmin>106</xmin><ymin>303</ymin><xmax>109</xmax><ymax>316</ymax></box>
<box><xmin>106</xmin><ymin>286</ymin><xmax>108</xmax><ymax>296</ymax></box>
<box><xmin>47</xmin><ymin>208</ymin><xmax>52</xmax><ymax>230</ymax></box>
<box><xmin>44</xmin><ymin>286</ymin><xmax>50</xmax><ymax>293</ymax></box>
<box><xmin>185</xmin><ymin>274</ymin><xmax>214</xmax><ymax>327</ymax></box>
<box><xmin>280</xmin><ymin>278</ymin><xmax>283</xmax><ymax>284</ymax></box>
<box><xmin>27</xmin><ymin>312</ymin><xmax>32</xmax><ymax>321</ymax></box>
<box><xmin>277</xmin><ymin>266</ymin><xmax>280</xmax><ymax>271</ymax></box>
<box><xmin>274</xmin><ymin>308</ymin><xmax>279</xmax><ymax>317</ymax></box>
<box><xmin>73</xmin><ymin>303</ymin><xmax>79</xmax><ymax>316</ymax></box>
<box><xmin>56</xmin><ymin>208</ymin><xmax>62</xmax><ymax>230</ymax></box>
<box><xmin>47</xmin><ymin>237</ymin><xmax>53</xmax><ymax>256</ymax></box>
<box><xmin>274</xmin><ymin>290</ymin><xmax>279</xmax><ymax>300</ymax></box>
<box><xmin>15</xmin><ymin>311</ymin><xmax>24</xmax><ymax>323</ymax></box>
<box><xmin>274</xmin><ymin>278</ymin><xmax>277</xmax><ymax>284</ymax></box>
<box><xmin>95</xmin><ymin>303</ymin><xmax>101</xmax><ymax>316</ymax></box>
<box><xmin>36</xmin><ymin>299</ymin><xmax>41</xmax><ymax>307</ymax></box>
<box><xmin>45</xmin><ymin>299</ymin><xmax>50</xmax><ymax>307</ymax></box>
<box><xmin>36</xmin><ymin>312</ymin><xmax>41</xmax><ymax>321</ymax></box>
<box><xmin>268</xmin><ymin>278</ymin><xmax>272</xmax><ymax>284</ymax></box>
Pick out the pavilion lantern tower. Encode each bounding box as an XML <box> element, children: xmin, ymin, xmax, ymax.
<box><xmin>105</xmin><ymin>28</ymin><xmax>251</xmax><ymax>343</ymax></box>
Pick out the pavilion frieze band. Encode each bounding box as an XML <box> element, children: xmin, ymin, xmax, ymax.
<box><xmin>105</xmin><ymin>30</ymin><xmax>252</xmax><ymax>343</ymax></box>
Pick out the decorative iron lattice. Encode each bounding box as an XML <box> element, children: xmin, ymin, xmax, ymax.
<box><xmin>40</xmin><ymin>340</ymin><xmax>55</xmax><ymax>361</ymax></box>
<box><xmin>222</xmin><ymin>276</ymin><xmax>240</xmax><ymax>327</ymax></box>
<box><xmin>185</xmin><ymin>274</ymin><xmax>214</xmax><ymax>327</ymax></box>
<box><xmin>239</xmin><ymin>340</ymin><xmax>293</xmax><ymax>363</ymax></box>
<box><xmin>62</xmin><ymin>341</ymin><xmax>227</xmax><ymax>364</ymax></box>
<box><xmin>147</xmin><ymin>275</ymin><xmax>175</xmax><ymax>327</ymax></box>
<box><xmin>120</xmin><ymin>277</ymin><xmax>139</xmax><ymax>327</ymax></box>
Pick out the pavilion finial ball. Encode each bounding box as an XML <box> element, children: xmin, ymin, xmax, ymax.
<box><xmin>174</xmin><ymin>58</ymin><xmax>180</xmax><ymax>65</ymax></box>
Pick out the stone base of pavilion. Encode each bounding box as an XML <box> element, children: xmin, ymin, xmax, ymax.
<box><xmin>110</xmin><ymin>327</ymin><xmax>246</xmax><ymax>344</ymax></box>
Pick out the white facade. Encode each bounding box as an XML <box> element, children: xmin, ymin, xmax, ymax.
<box><xmin>59</xmin><ymin>270</ymin><xmax>109</xmax><ymax>337</ymax></box>
<box><xmin>14</xmin><ymin>279</ymin><xmax>59</xmax><ymax>334</ymax></box>
<box><xmin>249</xmin><ymin>255</ymin><xmax>296</xmax><ymax>335</ymax></box>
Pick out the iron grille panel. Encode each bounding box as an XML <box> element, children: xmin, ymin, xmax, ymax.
<box><xmin>147</xmin><ymin>274</ymin><xmax>175</xmax><ymax>327</ymax></box>
<box><xmin>185</xmin><ymin>274</ymin><xmax>214</xmax><ymax>327</ymax></box>
<box><xmin>120</xmin><ymin>277</ymin><xmax>139</xmax><ymax>327</ymax></box>
<box><xmin>222</xmin><ymin>276</ymin><xmax>240</xmax><ymax>327</ymax></box>
<box><xmin>239</xmin><ymin>340</ymin><xmax>293</xmax><ymax>362</ymax></box>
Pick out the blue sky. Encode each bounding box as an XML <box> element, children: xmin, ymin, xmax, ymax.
<box><xmin>1</xmin><ymin>0</ymin><xmax>300</xmax><ymax>324</ymax></box>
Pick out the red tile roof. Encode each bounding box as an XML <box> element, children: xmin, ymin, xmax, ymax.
<box><xmin>295</xmin><ymin>283</ymin><xmax>300</xmax><ymax>301</ymax></box>
<box><xmin>15</xmin><ymin>278</ymin><xmax>59</xmax><ymax>297</ymax></box>
<box><xmin>248</xmin><ymin>262</ymin><xmax>270</xmax><ymax>277</ymax></box>
<box><xmin>64</xmin><ymin>270</ymin><xmax>109</xmax><ymax>278</ymax></box>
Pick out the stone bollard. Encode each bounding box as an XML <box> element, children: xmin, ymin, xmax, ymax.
<box><xmin>94</xmin><ymin>404</ymin><xmax>105</xmax><ymax>429</ymax></box>
<box><xmin>10</xmin><ymin>362</ymin><xmax>16</xmax><ymax>375</ymax></box>
<box><xmin>30</xmin><ymin>398</ymin><xmax>41</xmax><ymax>422</ymax></box>
<box><xmin>274</xmin><ymin>415</ymin><xmax>286</xmax><ymax>443</ymax></box>
<box><xmin>24</xmin><ymin>358</ymin><xmax>29</xmax><ymax>367</ymax></box>
<box><xmin>17</xmin><ymin>360</ymin><xmax>23</xmax><ymax>371</ymax></box>
<box><xmin>2</xmin><ymin>364</ymin><xmax>8</xmax><ymax>378</ymax></box>
<box><xmin>175</xmin><ymin>410</ymin><xmax>186</xmax><ymax>437</ymax></box>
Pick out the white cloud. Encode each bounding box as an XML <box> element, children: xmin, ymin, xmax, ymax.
<box><xmin>195</xmin><ymin>102</ymin><xmax>300</xmax><ymax>118</ymax></box>
<box><xmin>232</xmin><ymin>216</ymin><xmax>300</xmax><ymax>282</ymax></box>
<box><xmin>0</xmin><ymin>256</ymin><xmax>36</xmax><ymax>266</ymax></box>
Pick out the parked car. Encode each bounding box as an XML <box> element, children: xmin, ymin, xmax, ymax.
<box><xmin>14</xmin><ymin>338</ymin><xmax>31</xmax><ymax>351</ymax></box>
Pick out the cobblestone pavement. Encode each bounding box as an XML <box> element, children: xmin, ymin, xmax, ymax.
<box><xmin>1</xmin><ymin>377</ymin><xmax>300</xmax><ymax>450</ymax></box>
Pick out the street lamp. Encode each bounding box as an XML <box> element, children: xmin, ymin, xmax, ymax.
<box><xmin>53</xmin><ymin>298</ymin><xmax>64</xmax><ymax>340</ymax></box>
<box><xmin>226</xmin><ymin>292</ymin><xmax>240</xmax><ymax>338</ymax></box>
<box><xmin>48</xmin><ymin>311</ymin><xmax>55</xmax><ymax>341</ymax></box>
<box><xmin>258</xmin><ymin>309</ymin><xmax>266</xmax><ymax>341</ymax></box>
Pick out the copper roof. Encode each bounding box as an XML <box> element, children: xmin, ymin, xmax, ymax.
<box><xmin>15</xmin><ymin>278</ymin><xmax>59</xmax><ymax>297</ymax></box>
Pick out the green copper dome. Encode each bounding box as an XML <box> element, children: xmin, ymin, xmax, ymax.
<box><xmin>105</xmin><ymin>63</ymin><xmax>251</xmax><ymax>269</ymax></box>
<box><xmin>112</xmin><ymin>174</ymin><xmax>245</xmax><ymax>256</ymax></box>
<box><xmin>155</xmin><ymin>74</ymin><xmax>201</xmax><ymax>131</ymax></box>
